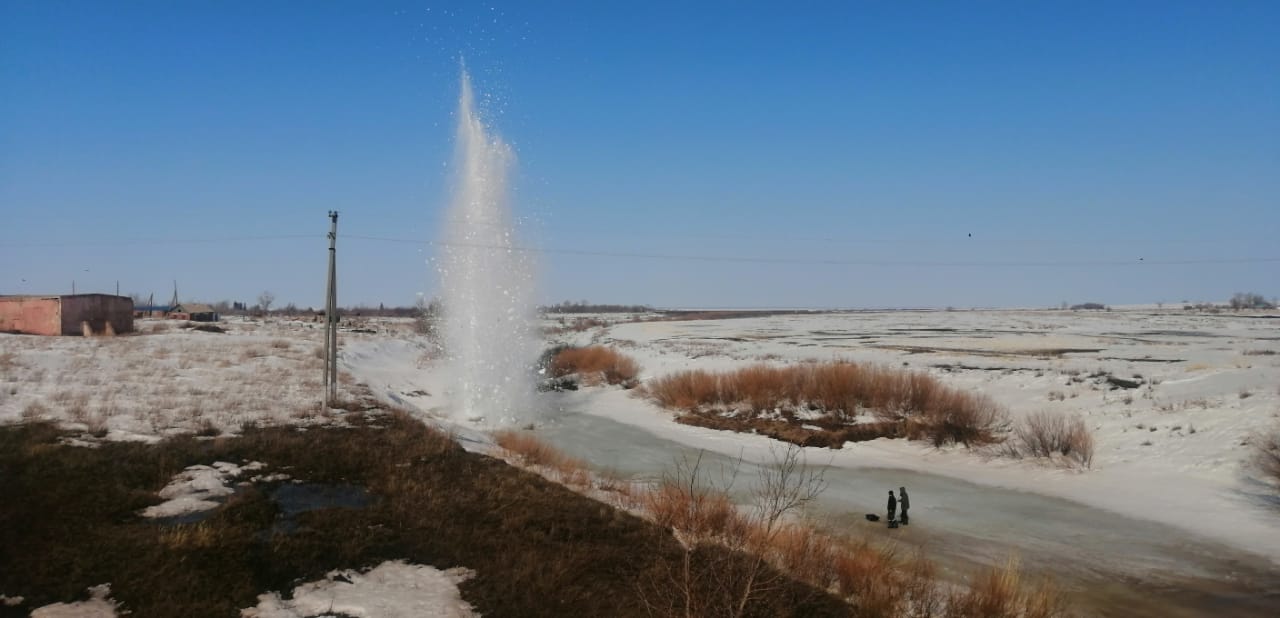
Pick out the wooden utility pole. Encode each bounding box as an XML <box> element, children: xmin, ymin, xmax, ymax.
<box><xmin>323</xmin><ymin>211</ymin><xmax>339</xmax><ymax>404</ymax></box>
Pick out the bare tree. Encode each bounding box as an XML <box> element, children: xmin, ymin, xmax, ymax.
<box><xmin>640</xmin><ymin>445</ymin><xmax>827</xmax><ymax>618</ymax></box>
<box><xmin>733</xmin><ymin>444</ymin><xmax>828</xmax><ymax>616</ymax></box>
<box><xmin>257</xmin><ymin>291</ymin><xmax>275</xmax><ymax>315</ymax></box>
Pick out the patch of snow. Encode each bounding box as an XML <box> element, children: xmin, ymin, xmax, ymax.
<box><xmin>241</xmin><ymin>561</ymin><xmax>476</xmax><ymax>618</ymax></box>
<box><xmin>30</xmin><ymin>584</ymin><xmax>119</xmax><ymax>618</ymax></box>
<box><xmin>141</xmin><ymin>461</ymin><xmax>266</xmax><ymax>519</ymax></box>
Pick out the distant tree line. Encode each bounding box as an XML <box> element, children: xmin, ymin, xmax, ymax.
<box><xmin>543</xmin><ymin>300</ymin><xmax>653</xmax><ymax>313</ymax></box>
<box><xmin>1229</xmin><ymin>292</ymin><xmax>1276</xmax><ymax>310</ymax></box>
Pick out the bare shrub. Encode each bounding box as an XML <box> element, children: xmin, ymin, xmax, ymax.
<box><xmin>22</xmin><ymin>401</ymin><xmax>48</xmax><ymax>422</ymax></box>
<box><xmin>87</xmin><ymin>412</ymin><xmax>110</xmax><ymax>438</ymax></box>
<box><xmin>643</xmin><ymin>470</ymin><xmax>748</xmax><ymax>544</ymax></box>
<box><xmin>550</xmin><ymin>345</ymin><xmax>640</xmax><ymax>386</ymax></box>
<box><xmin>639</xmin><ymin>446</ymin><xmax>827</xmax><ymax>616</ymax></box>
<box><xmin>1013</xmin><ymin>411</ymin><xmax>1094</xmax><ymax>468</ymax></box>
<box><xmin>67</xmin><ymin>393</ymin><xmax>91</xmax><ymax>424</ymax></box>
<box><xmin>1255</xmin><ymin>424</ymin><xmax>1280</xmax><ymax>484</ymax></box>
<box><xmin>0</xmin><ymin>351</ymin><xmax>19</xmax><ymax>372</ymax></box>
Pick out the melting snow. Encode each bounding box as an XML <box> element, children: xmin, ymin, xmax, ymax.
<box><xmin>141</xmin><ymin>461</ymin><xmax>265</xmax><ymax>519</ymax></box>
<box><xmin>30</xmin><ymin>584</ymin><xmax>119</xmax><ymax>618</ymax></box>
<box><xmin>241</xmin><ymin>561</ymin><xmax>477</xmax><ymax>618</ymax></box>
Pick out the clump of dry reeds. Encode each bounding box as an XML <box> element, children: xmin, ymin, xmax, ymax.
<box><xmin>493</xmin><ymin>429</ymin><xmax>592</xmax><ymax>488</ymax></box>
<box><xmin>1010</xmin><ymin>411</ymin><xmax>1094</xmax><ymax>468</ymax></box>
<box><xmin>1255</xmin><ymin>424</ymin><xmax>1280</xmax><ymax>485</ymax></box>
<box><xmin>944</xmin><ymin>557</ymin><xmax>1069</xmax><ymax>618</ymax></box>
<box><xmin>550</xmin><ymin>345</ymin><xmax>641</xmax><ymax>387</ymax></box>
<box><xmin>644</xmin><ymin>361</ymin><xmax>1007</xmax><ymax>447</ymax></box>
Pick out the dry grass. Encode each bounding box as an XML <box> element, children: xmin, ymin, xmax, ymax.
<box><xmin>157</xmin><ymin>522</ymin><xmax>219</xmax><ymax>550</ymax></box>
<box><xmin>1</xmin><ymin>323</ymin><xmax>352</xmax><ymax>437</ymax></box>
<box><xmin>493</xmin><ymin>429</ymin><xmax>592</xmax><ymax>482</ymax></box>
<box><xmin>645</xmin><ymin>361</ymin><xmax>1007</xmax><ymax>448</ymax></box>
<box><xmin>1011</xmin><ymin>411</ymin><xmax>1094</xmax><ymax>468</ymax></box>
<box><xmin>1255</xmin><ymin>424</ymin><xmax>1280</xmax><ymax>484</ymax></box>
<box><xmin>21</xmin><ymin>401</ymin><xmax>48</xmax><ymax>422</ymax></box>
<box><xmin>630</xmin><ymin>447</ymin><xmax>1070</xmax><ymax>618</ymax></box>
<box><xmin>1</xmin><ymin>414</ymin><xmax>851</xmax><ymax>616</ymax></box>
<box><xmin>944</xmin><ymin>557</ymin><xmax>1069</xmax><ymax>618</ymax></box>
<box><xmin>550</xmin><ymin>345</ymin><xmax>641</xmax><ymax>386</ymax></box>
<box><xmin>642</xmin><ymin>473</ymin><xmax>752</xmax><ymax>545</ymax></box>
<box><xmin>0</xmin><ymin>350</ymin><xmax>19</xmax><ymax>372</ymax></box>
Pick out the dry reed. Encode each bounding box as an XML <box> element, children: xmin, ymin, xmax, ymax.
<box><xmin>550</xmin><ymin>345</ymin><xmax>641</xmax><ymax>386</ymax></box>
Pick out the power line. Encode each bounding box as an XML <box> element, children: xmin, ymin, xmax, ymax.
<box><xmin>0</xmin><ymin>234</ymin><xmax>316</xmax><ymax>248</ymax></box>
<box><xmin>1</xmin><ymin>232</ymin><xmax>1276</xmax><ymax>268</ymax></box>
<box><xmin>343</xmin><ymin>234</ymin><xmax>1280</xmax><ymax>268</ymax></box>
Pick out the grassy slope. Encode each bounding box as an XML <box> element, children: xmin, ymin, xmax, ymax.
<box><xmin>0</xmin><ymin>411</ymin><xmax>850</xmax><ymax>617</ymax></box>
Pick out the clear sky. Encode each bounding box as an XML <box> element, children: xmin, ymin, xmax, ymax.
<box><xmin>2</xmin><ymin>1</ymin><xmax>1277</xmax><ymax>309</ymax></box>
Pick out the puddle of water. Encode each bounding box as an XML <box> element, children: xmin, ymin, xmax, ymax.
<box><xmin>267</xmin><ymin>483</ymin><xmax>372</xmax><ymax>535</ymax></box>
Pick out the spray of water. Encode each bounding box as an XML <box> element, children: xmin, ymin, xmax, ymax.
<box><xmin>436</xmin><ymin>70</ymin><xmax>539</xmax><ymax>424</ymax></box>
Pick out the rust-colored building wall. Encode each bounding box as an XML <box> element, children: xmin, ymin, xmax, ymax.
<box><xmin>59</xmin><ymin>294</ymin><xmax>134</xmax><ymax>335</ymax></box>
<box><xmin>0</xmin><ymin>294</ymin><xmax>134</xmax><ymax>335</ymax></box>
<box><xmin>0</xmin><ymin>296</ymin><xmax>62</xmax><ymax>336</ymax></box>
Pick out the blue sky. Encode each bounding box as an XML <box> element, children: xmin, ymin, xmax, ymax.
<box><xmin>2</xmin><ymin>1</ymin><xmax>1276</xmax><ymax>309</ymax></box>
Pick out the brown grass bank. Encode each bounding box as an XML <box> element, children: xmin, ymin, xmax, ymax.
<box><xmin>0</xmin><ymin>411</ymin><xmax>847</xmax><ymax>617</ymax></box>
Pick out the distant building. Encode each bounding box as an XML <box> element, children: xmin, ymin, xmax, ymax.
<box><xmin>0</xmin><ymin>294</ymin><xmax>135</xmax><ymax>336</ymax></box>
<box><xmin>168</xmin><ymin>303</ymin><xmax>219</xmax><ymax>322</ymax></box>
<box><xmin>134</xmin><ymin>305</ymin><xmax>171</xmax><ymax>318</ymax></box>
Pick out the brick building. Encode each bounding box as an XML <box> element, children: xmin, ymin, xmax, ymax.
<box><xmin>0</xmin><ymin>294</ymin><xmax>135</xmax><ymax>336</ymax></box>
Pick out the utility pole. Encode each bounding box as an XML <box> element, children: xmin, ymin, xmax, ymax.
<box><xmin>323</xmin><ymin>211</ymin><xmax>339</xmax><ymax>404</ymax></box>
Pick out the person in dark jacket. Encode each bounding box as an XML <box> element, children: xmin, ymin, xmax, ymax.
<box><xmin>887</xmin><ymin>490</ymin><xmax>897</xmax><ymax>522</ymax></box>
<box><xmin>899</xmin><ymin>487</ymin><xmax>910</xmax><ymax>525</ymax></box>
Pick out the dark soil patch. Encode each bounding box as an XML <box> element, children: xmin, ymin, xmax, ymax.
<box><xmin>0</xmin><ymin>413</ymin><xmax>848</xmax><ymax>618</ymax></box>
<box><xmin>677</xmin><ymin>412</ymin><xmax>902</xmax><ymax>449</ymax></box>
<box><xmin>1104</xmin><ymin>375</ymin><xmax>1143</xmax><ymax>389</ymax></box>
<box><xmin>875</xmin><ymin>344</ymin><xmax>1103</xmax><ymax>357</ymax></box>
<box><xmin>1098</xmin><ymin>357</ymin><xmax>1184</xmax><ymax>363</ymax></box>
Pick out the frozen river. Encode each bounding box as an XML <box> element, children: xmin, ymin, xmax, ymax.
<box><xmin>531</xmin><ymin>405</ymin><xmax>1280</xmax><ymax>618</ymax></box>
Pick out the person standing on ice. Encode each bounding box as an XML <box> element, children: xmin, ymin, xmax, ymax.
<box><xmin>887</xmin><ymin>490</ymin><xmax>897</xmax><ymax>523</ymax></box>
<box><xmin>899</xmin><ymin>487</ymin><xmax>910</xmax><ymax>525</ymax></box>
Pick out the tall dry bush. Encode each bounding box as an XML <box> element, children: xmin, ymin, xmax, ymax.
<box><xmin>1255</xmin><ymin>424</ymin><xmax>1280</xmax><ymax>484</ymax></box>
<box><xmin>1013</xmin><ymin>411</ymin><xmax>1094</xmax><ymax>468</ymax></box>
<box><xmin>550</xmin><ymin>345</ymin><xmax>640</xmax><ymax>386</ymax></box>
<box><xmin>645</xmin><ymin>369</ymin><xmax>721</xmax><ymax>411</ymax></box>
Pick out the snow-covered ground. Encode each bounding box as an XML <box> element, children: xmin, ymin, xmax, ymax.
<box><xmin>243</xmin><ymin>561</ymin><xmax>477</xmax><ymax>618</ymax></box>
<box><xmin>533</xmin><ymin>309</ymin><xmax>1280</xmax><ymax>563</ymax></box>
<box><xmin>345</xmin><ymin>309</ymin><xmax>1280</xmax><ymax>611</ymax></box>
<box><xmin>5</xmin><ymin>309</ymin><xmax>1279</xmax><ymax>613</ymax></box>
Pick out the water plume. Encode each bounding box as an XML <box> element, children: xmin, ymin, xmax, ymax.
<box><xmin>436</xmin><ymin>70</ymin><xmax>539</xmax><ymax>424</ymax></box>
